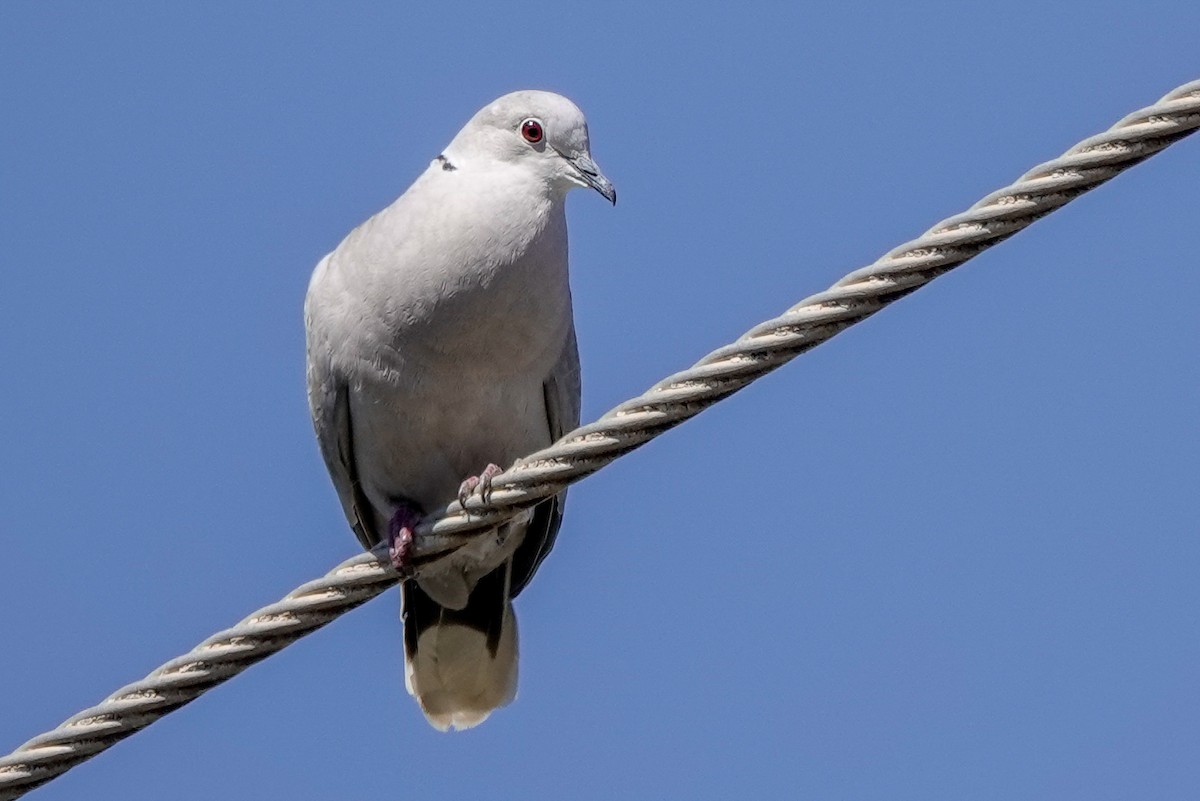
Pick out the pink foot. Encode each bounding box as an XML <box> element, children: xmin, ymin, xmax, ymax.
<box><xmin>458</xmin><ymin>463</ymin><xmax>503</xmax><ymax>509</ymax></box>
<box><xmin>387</xmin><ymin>504</ymin><xmax>422</xmax><ymax>576</ymax></box>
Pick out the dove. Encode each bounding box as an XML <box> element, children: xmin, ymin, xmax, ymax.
<box><xmin>304</xmin><ymin>90</ymin><xmax>614</xmax><ymax>731</ymax></box>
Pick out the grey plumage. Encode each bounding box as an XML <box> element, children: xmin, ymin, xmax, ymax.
<box><xmin>304</xmin><ymin>90</ymin><xmax>611</xmax><ymax>730</ymax></box>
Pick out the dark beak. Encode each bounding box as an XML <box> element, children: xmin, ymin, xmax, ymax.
<box><xmin>563</xmin><ymin>151</ymin><xmax>617</xmax><ymax>205</ymax></box>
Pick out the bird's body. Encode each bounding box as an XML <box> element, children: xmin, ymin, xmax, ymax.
<box><xmin>308</xmin><ymin>159</ymin><xmax>575</xmax><ymax>535</ymax></box>
<box><xmin>305</xmin><ymin>91</ymin><xmax>613</xmax><ymax>730</ymax></box>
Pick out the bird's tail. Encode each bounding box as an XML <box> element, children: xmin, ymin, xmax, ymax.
<box><xmin>402</xmin><ymin>563</ymin><xmax>518</xmax><ymax>731</ymax></box>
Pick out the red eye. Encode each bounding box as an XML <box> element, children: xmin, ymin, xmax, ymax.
<box><xmin>521</xmin><ymin>119</ymin><xmax>544</xmax><ymax>143</ymax></box>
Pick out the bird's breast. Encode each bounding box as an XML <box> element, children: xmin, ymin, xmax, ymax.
<box><xmin>377</xmin><ymin>186</ymin><xmax>572</xmax><ymax>382</ymax></box>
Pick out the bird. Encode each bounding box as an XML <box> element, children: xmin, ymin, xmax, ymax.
<box><xmin>304</xmin><ymin>90</ymin><xmax>615</xmax><ymax>731</ymax></box>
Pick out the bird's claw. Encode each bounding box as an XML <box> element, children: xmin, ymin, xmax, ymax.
<box><xmin>457</xmin><ymin>463</ymin><xmax>503</xmax><ymax>511</ymax></box>
<box><xmin>387</xmin><ymin>504</ymin><xmax>422</xmax><ymax>577</ymax></box>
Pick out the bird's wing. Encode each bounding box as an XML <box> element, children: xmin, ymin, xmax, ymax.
<box><xmin>510</xmin><ymin>324</ymin><xmax>582</xmax><ymax>597</ymax></box>
<box><xmin>306</xmin><ymin>258</ymin><xmax>379</xmax><ymax>550</ymax></box>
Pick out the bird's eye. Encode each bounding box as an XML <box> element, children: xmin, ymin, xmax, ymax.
<box><xmin>521</xmin><ymin>119</ymin><xmax>544</xmax><ymax>143</ymax></box>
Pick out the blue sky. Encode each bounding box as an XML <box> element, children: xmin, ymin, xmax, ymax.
<box><xmin>2</xmin><ymin>3</ymin><xmax>1198</xmax><ymax>800</ymax></box>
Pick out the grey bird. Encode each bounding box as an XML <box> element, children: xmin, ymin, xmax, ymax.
<box><xmin>304</xmin><ymin>90</ymin><xmax>615</xmax><ymax>730</ymax></box>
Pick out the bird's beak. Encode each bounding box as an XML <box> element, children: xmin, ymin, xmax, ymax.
<box><xmin>562</xmin><ymin>151</ymin><xmax>617</xmax><ymax>205</ymax></box>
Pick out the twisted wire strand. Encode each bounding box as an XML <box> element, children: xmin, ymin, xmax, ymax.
<box><xmin>1</xmin><ymin>79</ymin><xmax>1197</xmax><ymax>800</ymax></box>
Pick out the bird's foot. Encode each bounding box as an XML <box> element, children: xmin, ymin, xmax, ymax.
<box><xmin>457</xmin><ymin>463</ymin><xmax>503</xmax><ymax>510</ymax></box>
<box><xmin>387</xmin><ymin>504</ymin><xmax>423</xmax><ymax>576</ymax></box>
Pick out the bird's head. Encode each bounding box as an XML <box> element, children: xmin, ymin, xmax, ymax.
<box><xmin>442</xmin><ymin>90</ymin><xmax>616</xmax><ymax>205</ymax></box>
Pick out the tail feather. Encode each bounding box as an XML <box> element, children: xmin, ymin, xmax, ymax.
<box><xmin>402</xmin><ymin>563</ymin><xmax>518</xmax><ymax>731</ymax></box>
